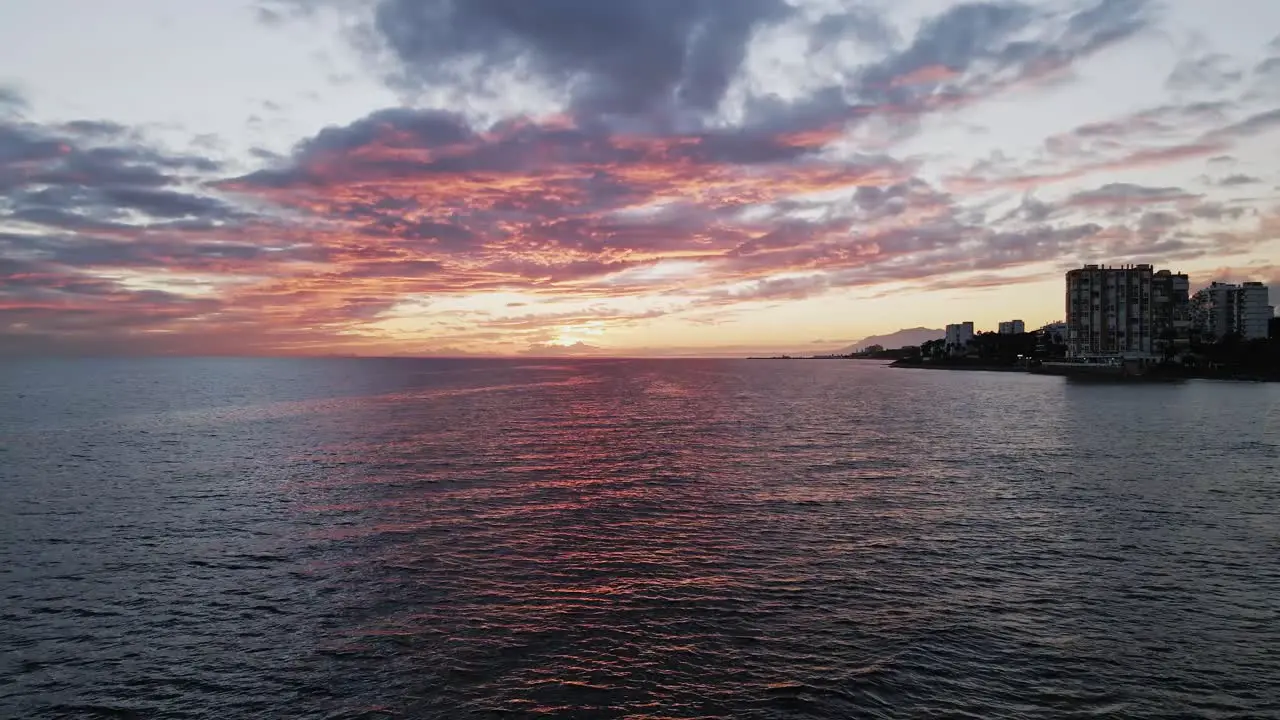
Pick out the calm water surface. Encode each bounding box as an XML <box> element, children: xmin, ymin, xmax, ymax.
<box><xmin>2</xmin><ymin>358</ymin><xmax>1278</xmax><ymax>719</ymax></box>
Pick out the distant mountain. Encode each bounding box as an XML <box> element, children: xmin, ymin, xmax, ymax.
<box><xmin>834</xmin><ymin>327</ymin><xmax>943</xmax><ymax>354</ymax></box>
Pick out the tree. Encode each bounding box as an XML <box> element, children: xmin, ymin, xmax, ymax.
<box><xmin>920</xmin><ymin>338</ymin><xmax>945</xmax><ymax>359</ymax></box>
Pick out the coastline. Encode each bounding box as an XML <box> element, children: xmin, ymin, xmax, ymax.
<box><xmin>888</xmin><ymin>358</ymin><xmax>1280</xmax><ymax>382</ymax></box>
<box><xmin>888</xmin><ymin>362</ymin><xmax>1026</xmax><ymax>373</ymax></box>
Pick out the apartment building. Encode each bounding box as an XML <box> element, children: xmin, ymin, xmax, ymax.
<box><xmin>1039</xmin><ymin>321</ymin><xmax>1068</xmax><ymax>343</ymax></box>
<box><xmin>997</xmin><ymin>320</ymin><xmax>1026</xmax><ymax>335</ymax></box>
<box><xmin>945</xmin><ymin>322</ymin><xmax>974</xmax><ymax>355</ymax></box>
<box><xmin>1066</xmin><ymin>264</ymin><xmax>1191</xmax><ymax>358</ymax></box>
<box><xmin>1194</xmin><ymin>281</ymin><xmax>1274</xmax><ymax>340</ymax></box>
<box><xmin>1151</xmin><ymin>269</ymin><xmax>1191</xmax><ymax>354</ymax></box>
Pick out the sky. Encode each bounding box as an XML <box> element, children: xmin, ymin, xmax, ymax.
<box><xmin>2</xmin><ymin>0</ymin><xmax>1279</xmax><ymax>357</ymax></box>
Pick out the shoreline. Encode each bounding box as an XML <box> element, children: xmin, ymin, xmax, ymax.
<box><xmin>889</xmin><ymin>359</ymin><xmax>1280</xmax><ymax>382</ymax></box>
<box><xmin>889</xmin><ymin>362</ymin><xmax>1026</xmax><ymax>373</ymax></box>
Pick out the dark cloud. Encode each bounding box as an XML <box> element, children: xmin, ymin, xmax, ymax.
<box><xmin>0</xmin><ymin>231</ymin><xmax>290</xmax><ymax>272</ymax></box>
<box><xmin>1219</xmin><ymin>174</ymin><xmax>1261</xmax><ymax>186</ymax></box>
<box><xmin>0</xmin><ymin>118</ymin><xmax>306</xmax><ymax>350</ymax></box>
<box><xmin>1066</xmin><ymin>0</ymin><xmax>1149</xmax><ymax>47</ymax></box>
<box><xmin>740</xmin><ymin>0</ymin><xmax>1157</xmax><ymax>139</ymax></box>
<box><xmin>727</xmin><ymin>220</ymin><xmax>844</xmax><ymax>258</ymax></box>
<box><xmin>859</xmin><ymin>0</ymin><xmax>1151</xmax><ymax>99</ymax></box>
<box><xmin>808</xmin><ymin>7</ymin><xmax>896</xmax><ymax>51</ymax></box>
<box><xmin>101</xmin><ymin>188</ymin><xmax>237</xmax><ymax>219</ymax></box>
<box><xmin>1210</xmin><ymin>107</ymin><xmax>1280</xmax><ymax>140</ymax></box>
<box><xmin>1001</xmin><ymin>195</ymin><xmax>1055</xmax><ymax>223</ymax></box>
<box><xmin>260</xmin><ymin>0</ymin><xmax>1160</xmax><ymax>162</ymax></box>
<box><xmin>1066</xmin><ymin>182</ymin><xmax>1198</xmax><ymax>206</ymax></box>
<box><xmin>234</xmin><ymin>106</ymin><xmax>837</xmax><ymax>194</ymax></box>
<box><xmin>1</xmin><ymin>115</ymin><xmax>243</xmax><ymax>250</ymax></box>
<box><xmin>304</xmin><ymin>107</ymin><xmax>473</xmax><ymax>156</ymax></box>
<box><xmin>1</xmin><ymin>120</ymin><xmax>221</xmax><ymax>194</ymax></box>
<box><xmin>364</xmin><ymin>0</ymin><xmax>791</xmax><ymax>116</ymax></box>
<box><xmin>5</xmin><ymin>207</ymin><xmax>128</xmax><ymax>234</ymax></box>
<box><xmin>1188</xmin><ymin>202</ymin><xmax>1248</xmax><ymax>222</ymax></box>
<box><xmin>0</xmin><ymin>252</ymin><xmax>224</xmax><ymax>347</ymax></box>
<box><xmin>1167</xmin><ymin>53</ymin><xmax>1242</xmax><ymax>92</ymax></box>
<box><xmin>60</xmin><ymin>120</ymin><xmax>132</xmax><ymax>138</ymax></box>
<box><xmin>858</xmin><ymin>3</ymin><xmax>1034</xmax><ymax>91</ymax></box>
<box><xmin>249</xmin><ymin>147</ymin><xmax>285</xmax><ymax>162</ymax></box>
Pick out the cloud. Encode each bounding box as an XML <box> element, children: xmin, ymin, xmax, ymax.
<box><xmin>210</xmin><ymin>85</ymin><xmax>1265</xmax><ymax>339</ymax></box>
<box><xmin>357</xmin><ymin>0</ymin><xmax>793</xmax><ymax>117</ymax></box>
<box><xmin>872</xmin><ymin>0</ymin><xmax>1149</xmax><ymax>95</ymax></box>
<box><xmin>0</xmin><ymin>116</ymin><xmax>279</xmax><ymax>312</ymax></box>
<box><xmin>0</xmin><ymin>86</ymin><xmax>26</xmax><ymax>116</ymax></box>
<box><xmin>268</xmin><ymin>0</ymin><xmax>1157</xmax><ymax>141</ymax></box>
<box><xmin>1</xmin><ymin>119</ymin><xmax>222</xmax><ymax>198</ymax></box>
<box><xmin>889</xmin><ymin>64</ymin><xmax>962</xmax><ymax>88</ymax></box>
<box><xmin>1209</xmin><ymin>107</ymin><xmax>1280</xmax><ymax>141</ymax></box>
<box><xmin>1166</xmin><ymin>53</ymin><xmax>1242</xmax><ymax>92</ymax></box>
<box><xmin>1219</xmin><ymin>174</ymin><xmax>1262</xmax><ymax>186</ymax></box>
<box><xmin>218</xmin><ymin>107</ymin><xmax>909</xmax><ymax>289</ymax></box>
<box><xmin>231</xmin><ymin>106</ymin><xmax>849</xmax><ymax>195</ymax></box>
<box><xmin>860</xmin><ymin>3</ymin><xmax>1034</xmax><ymax>90</ymax></box>
<box><xmin>0</xmin><ymin>114</ymin><xmax>333</xmax><ymax>355</ymax></box>
<box><xmin>954</xmin><ymin>141</ymin><xmax>1228</xmax><ymax>193</ymax></box>
<box><xmin>1193</xmin><ymin>263</ymin><xmax>1280</xmax><ymax>306</ymax></box>
<box><xmin>1065</xmin><ymin>182</ymin><xmax>1199</xmax><ymax>208</ymax></box>
<box><xmin>0</xmin><ymin>253</ymin><xmax>225</xmax><ymax>343</ymax></box>
<box><xmin>704</xmin><ymin>274</ymin><xmax>832</xmax><ymax>304</ymax></box>
<box><xmin>8</xmin><ymin>0</ymin><xmax>1277</xmax><ymax>357</ymax></box>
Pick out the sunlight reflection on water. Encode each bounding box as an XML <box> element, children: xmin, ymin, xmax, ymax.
<box><xmin>2</xmin><ymin>358</ymin><xmax>1278</xmax><ymax>719</ymax></box>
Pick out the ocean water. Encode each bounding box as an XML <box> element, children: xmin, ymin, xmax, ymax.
<box><xmin>1</xmin><ymin>358</ymin><xmax>1278</xmax><ymax>719</ymax></box>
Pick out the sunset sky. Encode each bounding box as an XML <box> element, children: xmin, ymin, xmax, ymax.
<box><xmin>2</xmin><ymin>0</ymin><xmax>1279</xmax><ymax>357</ymax></box>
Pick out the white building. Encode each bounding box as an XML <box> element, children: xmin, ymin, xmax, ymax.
<box><xmin>1039</xmin><ymin>322</ymin><xmax>1068</xmax><ymax>343</ymax></box>
<box><xmin>1196</xmin><ymin>281</ymin><xmax>1273</xmax><ymax>340</ymax></box>
<box><xmin>945</xmin><ymin>322</ymin><xmax>974</xmax><ymax>355</ymax></box>
<box><xmin>998</xmin><ymin>320</ymin><xmax>1026</xmax><ymax>335</ymax></box>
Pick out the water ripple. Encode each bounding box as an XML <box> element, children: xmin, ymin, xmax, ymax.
<box><xmin>2</xmin><ymin>358</ymin><xmax>1279</xmax><ymax>718</ymax></box>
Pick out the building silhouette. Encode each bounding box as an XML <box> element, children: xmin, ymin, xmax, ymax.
<box><xmin>1066</xmin><ymin>264</ymin><xmax>1189</xmax><ymax>359</ymax></box>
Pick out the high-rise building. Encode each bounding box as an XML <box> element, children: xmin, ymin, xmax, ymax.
<box><xmin>1194</xmin><ymin>282</ymin><xmax>1273</xmax><ymax>340</ymax></box>
<box><xmin>945</xmin><ymin>322</ymin><xmax>974</xmax><ymax>355</ymax></box>
<box><xmin>1152</xmin><ymin>269</ymin><xmax>1191</xmax><ymax>353</ymax></box>
<box><xmin>1065</xmin><ymin>264</ymin><xmax>1188</xmax><ymax>358</ymax></box>
<box><xmin>1039</xmin><ymin>321</ymin><xmax>1068</xmax><ymax>343</ymax></box>
<box><xmin>998</xmin><ymin>320</ymin><xmax>1026</xmax><ymax>335</ymax></box>
<box><xmin>1037</xmin><ymin>321</ymin><xmax>1069</xmax><ymax>358</ymax></box>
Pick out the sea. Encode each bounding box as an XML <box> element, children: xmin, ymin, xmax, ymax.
<box><xmin>1</xmin><ymin>358</ymin><xmax>1278</xmax><ymax>719</ymax></box>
